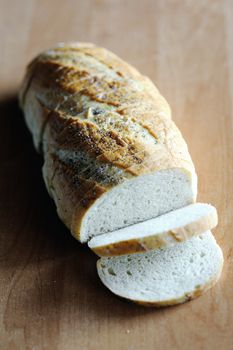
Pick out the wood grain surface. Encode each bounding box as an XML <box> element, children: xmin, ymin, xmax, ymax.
<box><xmin>0</xmin><ymin>0</ymin><xmax>233</xmax><ymax>349</ymax></box>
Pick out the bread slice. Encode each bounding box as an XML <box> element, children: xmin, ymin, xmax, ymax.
<box><xmin>88</xmin><ymin>203</ymin><xmax>218</xmax><ymax>256</ymax></box>
<box><xmin>97</xmin><ymin>231</ymin><xmax>223</xmax><ymax>307</ymax></box>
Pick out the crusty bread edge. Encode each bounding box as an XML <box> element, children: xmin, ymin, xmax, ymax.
<box><xmin>90</xmin><ymin>207</ymin><xmax>218</xmax><ymax>256</ymax></box>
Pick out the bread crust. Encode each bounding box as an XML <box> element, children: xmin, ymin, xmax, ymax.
<box><xmin>19</xmin><ymin>42</ymin><xmax>196</xmax><ymax>240</ymax></box>
<box><xmin>90</xmin><ymin>208</ymin><xmax>218</xmax><ymax>256</ymax></box>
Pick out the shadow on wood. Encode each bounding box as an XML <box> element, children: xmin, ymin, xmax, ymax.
<box><xmin>0</xmin><ymin>95</ymin><xmax>159</xmax><ymax>338</ymax></box>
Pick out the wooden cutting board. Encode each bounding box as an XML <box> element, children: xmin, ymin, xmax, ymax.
<box><xmin>0</xmin><ymin>0</ymin><xmax>232</xmax><ymax>349</ymax></box>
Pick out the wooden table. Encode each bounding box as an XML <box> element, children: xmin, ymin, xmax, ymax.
<box><xmin>1</xmin><ymin>1</ymin><xmax>232</xmax><ymax>349</ymax></box>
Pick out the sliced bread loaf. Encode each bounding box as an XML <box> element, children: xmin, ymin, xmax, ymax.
<box><xmin>19</xmin><ymin>42</ymin><xmax>197</xmax><ymax>243</ymax></box>
<box><xmin>97</xmin><ymin>231</ymin><xmax>223</xmax><ymax>306</ymax></box>
<box><xmin>88</xmin><ymin>203</ymin><xmax>218</xmax><ymax>256</ymax></box>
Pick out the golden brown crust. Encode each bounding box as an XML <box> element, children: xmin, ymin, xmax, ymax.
<box><xmin>45</xmin><ymin>110</ymin><xmax>154</xmax><ymax>175</ymax></box>
<box><xmin>46</xmin><ymin>109</ymin><xmax>193</xmax><ymax>176</ymax></box>
<box><xmin>42</xmin><ymin>152</ymin><xmax>107</xmax><ymax>235</ymax></box>
<box><xmin>19</xmin><ymin>42</ymin><xmax>196</xmax><ymax>240</ymax></box>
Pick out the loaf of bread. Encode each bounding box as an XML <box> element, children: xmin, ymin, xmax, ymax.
<box><xmin>20</xmin><ymin>43</ymin><xmax>223</xmax><ymax>307</ymax></box>
<box><xmin>19</xmin><ymin>42</ymin><xmax>197</xmax><ymax>243</ymax></box>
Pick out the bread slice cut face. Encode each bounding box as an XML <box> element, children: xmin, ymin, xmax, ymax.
<box><xmin>97</xmin><ymin>231</ymin><xmax>223</xmax><ymax>306</ymax></box>
<box><xmin>88</xmin><ymin>203</ymin><xmax>218</xmax><ymax>256</ymax></box>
